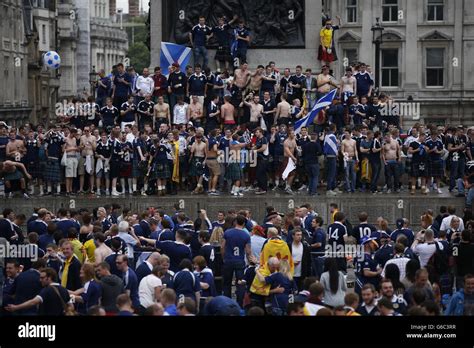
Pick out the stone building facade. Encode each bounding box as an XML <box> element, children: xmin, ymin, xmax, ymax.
<box><xmin>0</xmin><ymin>0</ymin><xmax>32</xmax><ymax>125</ymax></box>
<box><xmin>151</xmin><ymin>0</ymin><xmax>474</xmax><ymax>126</ymax></box>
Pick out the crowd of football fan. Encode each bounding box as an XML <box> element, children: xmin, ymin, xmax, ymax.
<box><xmin>0</xmin><ymin>202</ymin><xmax>473</xmax><ymax>316</ymax></box>
<box><xmin>1</xmin><ymin>60</ymin><xmax>474</xmax><ymax>201</ymax></box>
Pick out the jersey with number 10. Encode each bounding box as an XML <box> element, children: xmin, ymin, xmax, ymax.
<box><xmin>327</xmin><ymin>222</ymin><xmax>347</xmax><ymax>246</ymax></box>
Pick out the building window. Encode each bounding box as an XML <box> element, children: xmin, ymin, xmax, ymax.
<box><xmin>426</xmin><ymin>48</ymin><xmax>444</xmax><ymax>87</ymax></box>
<box><xmin>427</xmin><ymin>0</ymin><xmax>444</xmax><ymax>21</ymax></box>
<box><xmin>382</xmin><ymin>0</ymin><xmax>398</xmax><ymax>22</ymax></box>
<box><xmin>381</xmin><ymin>49</ymin><xmax>399</xmax><ymax>87</ymax></box>
<box><xmin>343</xmin><ymin>49</ymin><xmax>358</xmax><ymax>67</ymax></box>
<box><xmin>346</xmin><ymin>0</ymin><xmax>357</xmax><ymax>23</ymax></box>
<box><xmin>41</xmin><ymin>24</ymin><xmax>46</xmax><ymax>45</ymax></box>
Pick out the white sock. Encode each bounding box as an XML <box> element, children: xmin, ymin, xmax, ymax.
<box><xmin>144</xmin><ymin>183</ymin><xmax>148</xmax><ymax>191</ymax></box>
<box><xmin>57</xmin><ymin>184</ymin><xmax>61</xmax><ymax>194</ymax></box>
<box><xmin>128</xmin><ymin>179</ymin><xmax>133</xmax><ymax>191</ymax></box>
<box><xmin>231</xmin><ymin>185</ymin><xmax>235</xmax><ymax>194</ymax></box>
<box><xmin>47</xmin><ymin>184</ymin><xmax>52</xmax><ymax>193</ymax></box>
<box><xmin>39</xmin><ymin>185</ymin><xmax>44</xmax><ymax>195</ymax></box>
<box><xmin>133</xmin><ymin>183</ymin><xmax>137</xmax><ymax>192</ymax></box>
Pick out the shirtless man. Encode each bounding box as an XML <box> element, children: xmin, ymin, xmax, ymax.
<box><xmin>242</xmin><ymin>94</ymin><xmax>263</xmax><ymax>131</ymax></box>
<box><xmin>79</xmin><ymin>126</ymin><xmax>97</xmax><ymax>193</ymax></box>
<box><xmin>283</xmin><ymin>130</ymin><xmax>298</xmax><ymax>194</ymax></box>
<box><xmin>0</xmin><ymin>160</ymin><xmax>32</xmax><ymax>198</ymax></box>
<box><xmin>234</xmin><ymin>62</ymin><xmax>251</xmax><ymax>90</ymax></box>
<box><xmin>190</xmin><ymin>135</ymin><xmax>207</xmax><ymax>194</ymax></box>
<box><xmin>187</xmin><ymin>96</ymin><xmax>204</xmax><ymax>128</ymax></box>
<box><xmin>341</xmin><ymin>129</ymin><xmax>359</xmax><ymax>193</ymax></box>
<box><xmin>6</xmin><ymin>130</ymin><xmax>26</xmax><ymax>162</ymax></box>
<box><xmin>382</xmin><ymin>132</ymin><xmax>401</xmax><ymax>193</ymax></box>
<box><xmin>249</xmin><ymin>65</ymin><xmax>264</xmax><ymax>94</ymax></box>
<box><xmin>221</xmin><ymin>96</ymin><xmax>236</xmax><ymax>129</ymax></box>
<box><xmin>340</xmin><ymin>67</ymin><xmax>357</xmax><ymax>103</ymax></box>
<box><xmin>276</xmin><ymin>93</ymin><xmax>291</xmax><ymax>125</ymax></box>
<box><xmin>317</xmin><ymin>65</ymin><xmax>338</xmax><ymax>98</ymax></box>
<box><xmin>63</xmin><ymin>128</ymin><xmax>80</xmax><ymax>195</ymax></box>
<box><xmin>153</xmin><ymin>96</ymin><xmax>170</xmax><ymax>129</ymax></box>
<box><xmin>205</xmin><ymin>129</ymin><xmax>221</xmax><ymax>195</ymax></box>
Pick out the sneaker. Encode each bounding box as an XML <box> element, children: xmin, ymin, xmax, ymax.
<box><xmin>272</xmin><ymin>185</ymin><xmax>280</xmax><ymax>191</ymax></box>
<box><xmin>326</xmin><ymin>190</ymin><xmax>337</xmax><ymax>196</ymax></box>
<box><xmin>141</xmin><ymin>191</ymin><xmax>147</xmax><ymax>196</ymax></box>
<box><xmin>111</xmin><ymin>190</ymin><xmax>120</xmax><ymax>196</ymax></box>
<box><xmin>334</xmin><ymin>188</ymin><xmax>343</xmax><ymax>194</ymax></box>
<box><xmin>23</xmin><ymin>193</ymin><xmax>30</xmax><ymax>200</ymax></box>
<box><xmin>386</xmin><ymin>189</ymin><xmax>392</xmax><ymax>194</ymax></box>
<box><xmin>298</xmin><ymin>184</ymin><xmax>307</xmax><ymax>191</ymax></box>
<box><xmin>437</xmin><ymin>188</ymin><xmax>443</xmax><ymax>194</ymax></box>
<box><xmin>237</xmin><ymin>192</ymin><xmax>244</xmax><ymax>197</ymax></box>
<box><xmin>105</xmin><ymin>190</ymin><xmax>111</xmax><ymax>196</ymax></box>
<box><xmin>410</xmin><ymin>189</ymin><xmax>415</xmax><ymax>195</ymax></box>
<box><xmin>255</xmin><ymin>190</ymin><xmax>267</xmax><ymax>195</ymax></box>
<box><xmin>285</xmin><ymin>187</ymin><xmax>294</xmax><ymax>195</ymax></box>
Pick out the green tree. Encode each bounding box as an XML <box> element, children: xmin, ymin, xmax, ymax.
<box><xmin>128</xmin><ymin>42</ymin><xmax>150</xmax><ymax>72</ymax></box>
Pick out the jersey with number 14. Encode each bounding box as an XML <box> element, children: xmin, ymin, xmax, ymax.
<box><xmin>327</xmin><ymin>222</ymin><xmax>347</xmax><ymax>246</ymax></box>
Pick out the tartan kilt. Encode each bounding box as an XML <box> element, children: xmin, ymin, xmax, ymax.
<box><xmin>119</xmin><ymin>162</ymin><xmax>132</xmax><ymax>178</ymax></box>
<box><xmin>132</xmin><ymin>157</ymin><xmax>147</xmax><ymax>177</ymax></box>
<box><xmin>225</xmin><ymin>163</ymin><xmax>243</xmax><ymax>182</ymax></box>
<box><xmin>428</xmin><ymin>159</ymin><xmax>444</xmax><ymax>178</ymax></box>
<box><xmin>411</xmin><ymin>160</ymin><xmax>428</xmax><ymax>178</ymax></box>
<box><xmin>215</xmin><ymin>46</ymin><xmax>232</xmax><ymax>62</ymax></box>
<box><xmin>149</xmin><ymin>161</ymin><xmax>170</xmax><ymax>179</ymax></box>
<box><xmin>189</xmin><ymin>157</ymin><xmax>205</xmax><ymax>177</ymax></box>
<box><xmin>44</xmin><ymin>159</ymin><xmax>61</xmax><ymax>183</ymax></box>
<box><xmin>26</xmin><ymin>161</ymin><xmax>41</xmax><ymax>179</ymax></box>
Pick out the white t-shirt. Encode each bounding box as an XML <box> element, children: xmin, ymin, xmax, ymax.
<box><xmin>292</xmin><ymin>242</ymin><xmax>304</xmax><ymax>277</ymax></box>
<box><xmin>173</xmin><ymin>103</ymin><xmax>189</xmax><ymax>125</ymax></box>
<box><xmin>412</xmin><ymin>242</ymin><xmax>443</xmax><ymax>267</ymax></box>
<box><xmin>139</xmin><ymin>274</ymin><xmax>162</xmax><ymax>308</ymax></box>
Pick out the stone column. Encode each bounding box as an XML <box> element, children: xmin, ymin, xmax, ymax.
<box><xmin>452</xmin><ymin>0</ymin><xmax>463</xmax><ymax>93</ymax></box>
<box><xmin>150</xmin><ymin>0</ymin><xmax>163</xmax><ymax>68</ymax></box>
<box><xmin>76</xmin><ymin>0</ymin><xmax>91</xmax><ymax>96</ymax></box>
<box><xmin>404</xmin><ymin>0</ymin><xmax>419</xmax><ymax>93</ymax></box>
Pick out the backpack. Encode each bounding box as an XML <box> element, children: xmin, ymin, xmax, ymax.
<box><xmin>427</xmin><ymin>242</ymin><xmax>449</xmax><ymax>275</ymax></box>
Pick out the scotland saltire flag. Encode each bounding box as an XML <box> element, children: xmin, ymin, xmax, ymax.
<box><xmin>160</xmin><ymin>42</ymin><xmax>192</xmax><ymax>76</ymax></box>
<box><xmin>294</xmin><ymin>89</ymin><xmax>338</xmax><ymax>134</ymax></box>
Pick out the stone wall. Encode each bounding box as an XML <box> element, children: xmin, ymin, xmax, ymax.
<box><xmin>2</xmin><ymin>194</ymin><xmax>464</xmax><ymax>230</ymax></box>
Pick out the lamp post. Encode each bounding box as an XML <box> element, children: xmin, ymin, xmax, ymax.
<box><xmin>89</xmin><ymin>65</ymin><xmax>97</xmax><ymax>97</ymax></box>
<box><xmin>371</xmin><ymin>17</ymin><xmax>385</xmax><ymax>94</ymax></box>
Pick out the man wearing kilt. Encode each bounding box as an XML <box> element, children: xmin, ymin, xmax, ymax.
<box><xmin>213</xmin><ymin>16</ymin><xmax>238</xmax><ymax>72</ymax></box>
<box><xmin>119</xmin><ymin>133</ymin><xmax>133</xmax><ymax>195</ymax></box>
<box><xmin>44</xmin><ymin>126</ymin><xmax>64</xmax><ymax>196</ymax></box>
<box><xmin>408</xmin><ymin>132</ymin><xmax>428</xmax><ymax>195</ymax></box>
<box><xmin>132</xmin><ymin>131</ymin><xmax>150</xmax><ymax>196</ymax></box>
<box><xmin>226</xmin><ymin>133</ymin><xmax>246</xmax><ymax>197</ymax></box>
<box><xmin>24</xmin><ymin>130</ymin><xmax>40</xmax><ymax>195</ymax></box>
<box><xmin>426</xmin><ymin>128</ymin><xmax>445</xmax><ymax>194</ymax></box>
<box><xmin>148</xmin><ymin>138</ymin><xmax>171</xmax><ymax>196</ymax></box>
<box><xmin>189</xmin><ymin>135</ymin><xmax>207</xmax><ymax>194</ymax></box>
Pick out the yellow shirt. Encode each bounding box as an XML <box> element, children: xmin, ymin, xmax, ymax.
<box><xmin>320</xmin><ymin>27</ymin><xmax>334</xmax><ymax>48</ymax></box>
<box><xmin>83</xmin><ymin>239</ymin><xmax>96</xmax><ymax>263</ymax></box>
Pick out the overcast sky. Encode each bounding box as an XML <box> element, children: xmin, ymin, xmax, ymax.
<box><xmin>116</xmin><ymin>0</ymin><xmax>149</xmax><ymax>13</ymax></box>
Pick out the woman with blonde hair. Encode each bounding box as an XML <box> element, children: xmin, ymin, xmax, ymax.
<box><xmin>255</xmin><ymin>257</ymin><xmax>296</xmax><ymax>316</ymax></box>
<box><xmin>210</xmin><ymin>226</ymin><xmax>224</xmax><ymax>245</ymax></box>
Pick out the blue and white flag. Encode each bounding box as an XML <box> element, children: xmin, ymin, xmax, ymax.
<box><xmin>294</xmin><ymin>89</ymin><xmax>338</xmax><ymax>134</ymax></box>
<box><xmin>160</xmin><ymin>42</ymin><xmax>192</xmax><ymax>76</ymax></box>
